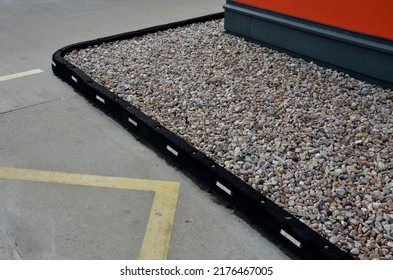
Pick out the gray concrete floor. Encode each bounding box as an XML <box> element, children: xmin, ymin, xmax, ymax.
<box><xmin>0</xmin><ymin>0</ymin><xmax>289</xmax><ymax>260</ymax></box>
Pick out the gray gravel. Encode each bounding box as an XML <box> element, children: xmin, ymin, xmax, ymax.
<box><xmin>65</xmin><ymin>19</ymin><xmax>393</xmax><ymax>259</ymax></box>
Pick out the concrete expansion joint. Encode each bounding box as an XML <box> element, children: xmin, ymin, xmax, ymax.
<box><xmin>0</xmin><ymin>96</ymin><xmax>71</xmax><ymax>116</ymax></box>
<box><xmin>0</xmin><ymin>217</ymin><xmax>25</xmax><ymax>260</ymax></box>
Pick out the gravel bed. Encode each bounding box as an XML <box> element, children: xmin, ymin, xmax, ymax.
<box><xmin>65</xmin><ymin>19</ymin><xmax>393</xmax><ymax>259</ymax></box>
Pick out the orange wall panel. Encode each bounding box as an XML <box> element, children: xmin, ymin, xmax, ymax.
<box><xmin>232</xmin><ymin>0</ymin><xmax>393</xmax><ymax>40</ymax></box>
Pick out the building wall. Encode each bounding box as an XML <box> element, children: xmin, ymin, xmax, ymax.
<box><xmin>232</xmin><ymin>0</ymin><xmax>393</xmax><ymax>40</ymax></box>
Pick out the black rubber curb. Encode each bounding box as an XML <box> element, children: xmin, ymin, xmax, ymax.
<box><xmin>51</xmin><ymin>12</ymin><xmax>353</xmax><ymax>260</ymax></box>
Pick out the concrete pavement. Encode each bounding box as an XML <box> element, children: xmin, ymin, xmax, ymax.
<box><xmin>0</xmin><ymin>0</ymin><xmax>289</xmax><ymax>260</ymax></box>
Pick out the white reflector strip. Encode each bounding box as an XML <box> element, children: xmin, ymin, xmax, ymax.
<box><xmin>96</xmin><ymin>95</ymin><xmax>105</xmax><ymax>104</ymax></box>
<box><xmin>280</xmin><ymin>229</ymin><xmax>302</xmax><ymax>248</ymax></box>
<box><xmin>166</xmin><ymin>145</ymin><xmax>178</xmax><ymax>156</ymax></box>
<box><xmin>71</xmin><ymin>75</ymin><xmax>77</xmax><ymax>83</ymax></box>
<box><xmin>52</xmin><ymin>61</ymin><xmax>56</xmax><ymax>67</ymax></box>
<box><xmin>216</xmin><ymin>181</ymin><xmax>232</xmax><ymax>196</ymax></box>
<box><xmin>128</xmin><ymin>117</ymin><xmax>138</xmax><ymax>127</ymax></box>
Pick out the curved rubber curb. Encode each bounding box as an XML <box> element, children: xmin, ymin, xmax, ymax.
<box><xmin>52</xmin><ymin>12</ymin><xmax>353</xmax><ymax>260</ymax></box>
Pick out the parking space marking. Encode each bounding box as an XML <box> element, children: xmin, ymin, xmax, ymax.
<box><xmin>0</xmin><ymin>167</ymin><xmax>180</xmax><ymax>260</ymax></box>
<box><xmin>0</xmin><ymin>69</ymin><xmax>43</xmax><ymax>82</ymax></box>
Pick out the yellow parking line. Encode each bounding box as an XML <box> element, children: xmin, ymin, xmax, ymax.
<box><xmin>0</xmin><ymin>167</ymin><xmax>180</xmax><ymax>260</ymax></box>
<box><xmin>139</xmin><ymin>184</ymin><xmax>179</xmax><ymax>260</ymax></box>
<box><xmin>0</xmin><ymin>69</ymin><xmax>43</xmax><ymax>82</ymax></box>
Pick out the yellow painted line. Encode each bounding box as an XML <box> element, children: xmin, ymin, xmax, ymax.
<box><xmin>0</xmin><ymin>167</ymin><xmax>179</xmax><ymax>260</ymax></box>
<box><xmin>139</xmin><ymin>185</ymin><xmax>179</xmax><ymax>260</ymax></box>
<box><xmin>0</xmin><ymin>69</ymin><xmax>43</xmax><ymax>82</ymax></box>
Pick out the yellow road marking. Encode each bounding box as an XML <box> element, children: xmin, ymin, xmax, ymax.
<box><xmin>0</xmin><ymin>69</ymin><xmax>43</xmax><ymax>82</ymax></box>
<box><xmin>0</xmin><ymin>167</ymin><xmax>180</xmax><ymax>260</ymax></box>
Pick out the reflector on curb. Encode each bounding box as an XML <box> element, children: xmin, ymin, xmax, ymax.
<box><xmin>128</xmin><ymin>117</ymin><xmax>138</xmax><ymax>127</ymax></box>
<box><xmin>280</xmin><ymin>229</ymin><xmax>302</xmax><ymax>248</ymax></box>
<box><xmin>216</xmin><ymin>181</ymin><xmax>232</xmax><ymax>196</ymax></box>
<box><xmin>166</xmin><ymin>145</ymin><xmax>178</xmax><ymax>156</ymax></box>
<box><xmin>96</xmin><ymin>95</ymin><xmax>105</xmax><ymax>104</ymax></box>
